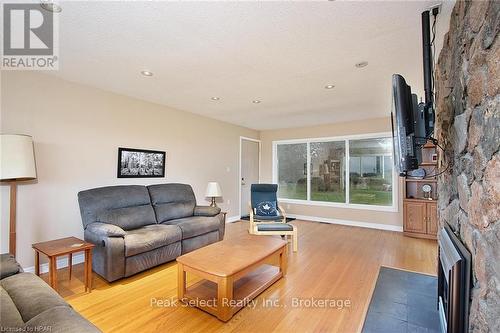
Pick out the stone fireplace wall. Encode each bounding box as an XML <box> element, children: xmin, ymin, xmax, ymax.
<box><xmin>434</xmin><ymin>1</ymin><xmax>499</xmax><ymax>332</ymax></box>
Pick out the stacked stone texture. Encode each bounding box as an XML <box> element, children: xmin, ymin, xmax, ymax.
<box><xmin>434</xmin><ymin>1</ymin><xmax>499</xmax><ymax>332</ymax></box>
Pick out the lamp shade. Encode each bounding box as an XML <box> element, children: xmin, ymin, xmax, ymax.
<box><xmin>0</xmin><ymin>134</ymin><xmax>37</xmax><ymax>181</ymax></box>
<box><xmin>205</xmin><ymin>182</ymin><xmax>222</xmax><ymax>197</ymax></box>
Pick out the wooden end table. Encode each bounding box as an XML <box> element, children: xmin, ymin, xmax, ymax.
<box><xmin>32</xmin><ymin>236</ymin><xmax>95</xmax><ymax>292</ymax></box>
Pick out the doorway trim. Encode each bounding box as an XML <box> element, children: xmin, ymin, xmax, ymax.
<box><xmin>239</xmin><ymin>136</ymin><xmax>261</xmax><ymax>219</ymax></box>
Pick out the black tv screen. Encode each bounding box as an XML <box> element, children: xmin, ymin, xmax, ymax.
<box><xmin>391</xmin><ymin>74</ymin><xmax>420</xmax><ymax>175</ymax></box>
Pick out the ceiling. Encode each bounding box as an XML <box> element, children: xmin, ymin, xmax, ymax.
<box><xmin>47</xmin><ymin>1</ymin><xmax>453</xmax><ymax>130</ymax></box>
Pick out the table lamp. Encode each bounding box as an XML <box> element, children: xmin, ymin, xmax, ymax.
<box><xmin>205</xmin><ymin>182</ymin><xmax>222</xmax><ymax>208</ymax></box>
<box><xmin>0</xmin><ymin>134</ymin><xmax>37</xmax><ymax>257</ymax></box>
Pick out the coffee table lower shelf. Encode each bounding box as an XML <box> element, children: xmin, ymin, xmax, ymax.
<box><xmin>180</xmin><ymin>264</ymin><xmax>282</xmax><ymax>321</ymax></box>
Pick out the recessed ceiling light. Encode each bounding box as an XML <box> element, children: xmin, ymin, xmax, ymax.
<box><xmin>252</xmin><ymin>100</ymin><xmax>261</xmax><ymax>104</ymax></box>
<box><xmin>325</xmin><ymin>84</ymin><xmax>335</xmax><ymax>89</ymax></box>
<box><xmin>40</xmin><ymin>1</ymin><xmax>62</xmax><ymax>13</ymax></box>
<box><xmin>140</xmin><ymin>70</ymin><xmax>153</xmax><ymax>77</ymax></box>
<box><xmin>355</xmin><ymin>61</ymin><xmax>368</xmax><ymax>68</ymax></box>
<box><xmin>211</xmin><ymin>97</ymin><xmax>220</xmax><ymax>101</ymax></box>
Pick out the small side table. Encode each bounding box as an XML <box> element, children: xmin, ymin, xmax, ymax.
<box><xmin>32</xmin><ymin>237</ymin><xmax>95</xmax><ymax>292</ymax></box>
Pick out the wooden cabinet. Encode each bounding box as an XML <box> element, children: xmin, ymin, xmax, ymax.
<box><xmin>403</xmin><ymin>140</ymin><xmax>438</xmax><ymax>240</ymax></box>
<box><xmin>427</xmin><ymin>202</ymin><xmax>438</xmax><ymax>235</ymax></box>
<box><xmin>404</xmin><ymin>201</ymin><xmax>427</xmax><ymax>234</ymax></box>
<box><xmin>403</xmin><ymin>199</ymin><xmax>437</xmax><ymax>239</ymax></box>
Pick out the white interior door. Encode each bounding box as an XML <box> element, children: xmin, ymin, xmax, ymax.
<box><xmin>240</xmin><ymin>138</ymin><xmax>260</xmax><ymax>217</ymax></box>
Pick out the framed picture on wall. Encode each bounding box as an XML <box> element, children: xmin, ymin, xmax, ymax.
<box><xmin>117</xmin><ymin>147</ymin><xmax>166</xmax><ymax>178</ymax></box>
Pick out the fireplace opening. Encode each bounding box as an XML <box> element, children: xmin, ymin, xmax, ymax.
<box><xmin>437</xmin><ymin>224</ymin><xmax>471</xmax><ymax>333</ymax></box>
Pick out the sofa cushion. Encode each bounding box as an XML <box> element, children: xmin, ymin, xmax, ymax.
<box><xmin>78</xmin><ymin>185</ymin><xmax>154</xmax><ymax>229</ymax></box>
<box><xmin>181</xmin><ymin>231</ymin><xmax>219</xmax><ymax>254</ymax></box>
<box><xmin>147</xmin><ymin>184</ymin><xmax>196</xmax><ymax>222</ymax></box>
<box><xmin>0</xmin><ymin>253</ymin><xmax>22</xmax><ymax>279</ymax></box>
<box><xmin>0</xmin><ymin>286</ymin><xmax>24</xmax><ymax>328</ymax></box>
<box><xmin>164</xmin><ymin>216</ymin><xmax>220</xmax><ymax>239</ymax></box>
<box><xmin>124</xmin><ymin>224</ymin><xmax>182</xmax><ymax>257</ymax></box>
<box><xmin>86</xmin><ymin>222</ymin><xmax>126</xmax><ymax>237</ymax></box>
<box><xmin>254</xmin><ymin>214</ymin><xmax>284</xmax><ymax>221</ymax></box>
<box><xmin>0</xmin><ymin>273</ymin><xmax>68</xmax><ymax>322</ymax></box>
<box><xmin>257</xmin><ymin>223</ymin><xmax>294</xmax><ymax>231</ymax></box>
<box><xmin>97</xmin><ymin>205</ymin><xmax>156</xmax><ymax>231</ymax></box>
<box><xmin>125</xmin><ymin>242</ymin><xmax>181</xmax><ymax>277</ymax></box>
<box><xmin>24</xmin><ymin>306</ymin><xmax>100</xmax><ymax>333</ymax></box>
<box><xmin>194</xmin><ymin>206</ymin><xmax>221</xmax><ymax>217</ymax></box>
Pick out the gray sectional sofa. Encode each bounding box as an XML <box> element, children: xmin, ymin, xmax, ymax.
<box><xmin>78</xmin><ymin>183</ymin><xmax>225</xmax><ymax>282</ymax></box>
<box><xmin>0</xmin><ymin>254</ymin><xmax>100</xmax><ymax>332</ymax></box>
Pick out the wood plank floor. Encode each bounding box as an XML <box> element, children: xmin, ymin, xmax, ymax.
<box><xmin>40</xmin><ymin>220</ymin><xmax>437</xmax><ymax>333</ymax></box>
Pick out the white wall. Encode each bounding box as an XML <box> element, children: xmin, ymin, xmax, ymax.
<box><xmin>0</xmin><ymin>71</ymin><xmax>258</xmax><ymax>268</ymax></box>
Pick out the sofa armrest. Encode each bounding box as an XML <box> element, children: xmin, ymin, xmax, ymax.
<box><xmin>86</xmin><ymin>222</ymin><xmax>126</xmax><ymax>237</ymax></box>
<box><xmin>84</xmin><ymin>229</ymin><xmax>125</xmax><ymax>282</ymax></box>
<box><xmin>0</xmin><ymin>253</ymin><xmax>22</xmax><ymax>279</ymax></box>
<box><xmin>194</xmin><ymin>206</ymin><xmax>221</xmax><ymax>217</ymax></box>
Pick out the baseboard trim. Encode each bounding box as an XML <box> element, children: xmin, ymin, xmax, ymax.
<box><xmin>226</xmin><ymin>215</ymin><xmax>241</xmax><ymax>223</ymax></box>
<box><xmin>23</xmin><ymin>253</ymin><xmax>85</xmax><ymax>274</ymax></box>
<box><xmin>287</xmin><ymin>214</ymin><xmax>403</xmax><ymax>232</ymax></box>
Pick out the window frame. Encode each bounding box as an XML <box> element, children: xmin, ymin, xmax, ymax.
<box><xmin>272</xmin><ymin>132</ymin><xmax>398</xmax><ymax>212</ymax></box>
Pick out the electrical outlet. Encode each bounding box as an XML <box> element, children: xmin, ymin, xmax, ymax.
<box><xmin>226</xmin><ymin>166</ymin><xmax>230</xmax><ymax>172</ymax></box>
<box><xmin>227</xmin><ymin>199</ymin><xmax>230</xmax><ymax>205</ymax></box>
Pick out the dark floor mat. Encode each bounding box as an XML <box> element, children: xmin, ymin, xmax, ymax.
<box><xmin>362</xmin><ymin>266</ymin><xmax>440</xmax><ymax>333</ymax></box>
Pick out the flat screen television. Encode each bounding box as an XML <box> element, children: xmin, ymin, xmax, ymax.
<box><xmin>391</xmin><ymin>74</ymin><xmax>421</xmax><ymax>175</ymax></box>
<box><xmin>391</xmin><ymin>10</ymin><xmax>437</xmax><ymax>176</ymax></box>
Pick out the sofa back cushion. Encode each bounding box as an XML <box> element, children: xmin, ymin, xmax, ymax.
<box><xmin>78</xmin><ymin>185</ymin><xmax>156</xmax><ymax>230</ymax></box>
<box><xmin>97</xmin><ymin>205</ymin><xmax>156</xmax><ymax>231</ymax></box>
<box><xmin>0</xmin><ymin>273</ymin><xmax>68</xmax><ymax>323</ymax></box>
<box><xmin>0</xmin><ymin>286</ymin><xmax>24</xmax><ymax>328</ymax></box>
<box><xmin>147</xmin><ymin>184</ymin><xmax>196</xmax><ymax>222</ymax></box>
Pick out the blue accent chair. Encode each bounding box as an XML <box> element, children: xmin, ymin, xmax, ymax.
<box><xmin>249</xmin><ymin>184</ymin><xmax>298</xmax><ymax>252</ymax></box>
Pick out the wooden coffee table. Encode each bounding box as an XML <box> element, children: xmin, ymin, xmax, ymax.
<box><xmin>177</xmin><ymin>234</ymin><xmax>287</xmax><ymax>322</ymax></box>
<box><xmin>32</xmin><ymin>237</ymin><xmax>95</xmax><ymax>292</ymax></box>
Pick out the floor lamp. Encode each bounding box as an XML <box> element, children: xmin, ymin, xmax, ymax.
<box><xmin>0</xmin><ymin>134</ymin><xmax>37</xmax><ymax>258</ymax></box>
